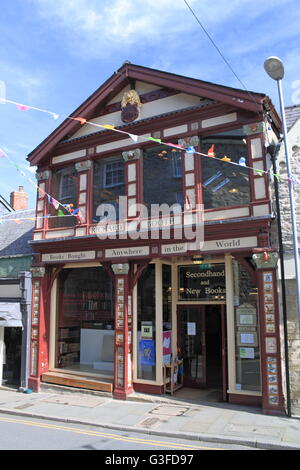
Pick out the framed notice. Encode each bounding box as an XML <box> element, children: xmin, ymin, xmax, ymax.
<box><xmin>236</xmin><ymin>305</ymin><xmax>257</xmax><ymax>327</ymax></box>
<box><xmin>240</xmin><ymin>347</ymin><xmax>255</xmax><ymax>359</ymax></box>
<box><xmin>237</xmin><ymin>332</ymin><xmax>258</xmax><ymax>346</ymax></box>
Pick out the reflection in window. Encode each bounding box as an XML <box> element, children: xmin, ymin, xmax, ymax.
<box><xmin>201</xmin><ymin>131</ymin><xmax>250</xmax><ymax>209</ymax></box>
<box><xmin>143</xmin><ymin>146</ymin><xmax>183</xmax><ymax>208</ymax></box>
<box><xmin>137</xmin><ymin>264</ymin><xmax>156</xmax><ymax>380</ymax></box>
<box><xmin>93</xmin><ymin>156</ymin><xmax>125</xmax><ymax>223</ymax></box>
<box><xmin>49</xmin><ymin>167</ymin><xmax>78</xmax><ymax>228</ymax></box>
<box><xmin>233</xmin><ymin>259</ymin><xmax>261</xmax><ymax>392</ymax></box>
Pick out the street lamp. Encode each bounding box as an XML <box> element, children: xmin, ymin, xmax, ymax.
<box><xmin>264</xmin><ymin>56</ymin><xmax>300</xmax><ymax>415</ymax></box>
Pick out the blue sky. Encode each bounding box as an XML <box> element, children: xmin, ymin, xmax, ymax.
<box><xmin>1</xmin><ymin>0</ymin><xmax>300</xmax><ymax>209</ymax></box>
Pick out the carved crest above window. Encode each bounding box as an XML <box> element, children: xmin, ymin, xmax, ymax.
<box><xmin>121</xmin><ymin>89</ymin><xmax>142</xmax><ymax>123</ymax></box>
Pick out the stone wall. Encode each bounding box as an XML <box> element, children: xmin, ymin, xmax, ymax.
<box><xmin>276</xmin><ymin>144</ymin><xmax>300</xmax><ymax>415</ymax></box>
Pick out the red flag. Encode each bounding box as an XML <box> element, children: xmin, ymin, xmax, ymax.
<box><xmin>208</xmin><ymin>144</ymin><xmax>215</xmax><ymax>157</ymax></box>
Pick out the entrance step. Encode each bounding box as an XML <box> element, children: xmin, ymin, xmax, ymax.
<box><xmin>41</xmin><ymin>372</ymin><xmax>113</xmax><ymax>393</ymax></box>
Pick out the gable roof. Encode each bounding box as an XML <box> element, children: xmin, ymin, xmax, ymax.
<box><xmin>27</xmin><ymin>62</ymin><xmax>280</xmax><ymax>166</ymax></box>
<box><xmin>285</xmin><ymin>104</ymin><xmax>300</xmax><ymax>131</ymax></box>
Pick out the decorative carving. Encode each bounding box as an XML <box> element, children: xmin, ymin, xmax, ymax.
<box><xmin>178</xmin><ymin>136</ymin><xmax>200</xmax><ymax>148</ymax></box>
<box><xmin>243</xmin><ymin>122</ymin><xmax>265</xmax><ymax>136</ymax></box>
<box><xmin>75</xmin><ymin>160</ymin><xmax>92</xmax><ymax>172</ymax></box>
<box><xmin>36</xmin><ymin>170</ymin><xmax>51</xmax><ymax>181</ymax></box>
<box><xmin>112</xmin><ymin>264</ymin><xmax>130</xmax><ymax>275</ymax></box>
<box><xmin>252</xmin><ymin>252</ymin><xmax>279</xmax><ymax>269</ymax></box>
<box><xmin>121</xmin><ymin>90</ymin><xmax>142</xmax><ymax>123</ymax></box>
<box><xmin>31</xmin><ymin>266</ymin><xmax>46</xmax><ymax>278</ymax></box>
<box><xmin>122</xmin><ymin>149</ymin><xmax>142</xmax><ymax>161</ymax></box>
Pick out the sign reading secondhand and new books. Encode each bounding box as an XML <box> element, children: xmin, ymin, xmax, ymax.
<box><xmin>178</xmin><ymin>263</ymin><xmax>226</xmax><ymax>301</ymax></box>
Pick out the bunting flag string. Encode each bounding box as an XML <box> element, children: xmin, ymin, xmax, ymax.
<box><xmin>0</xmin><ymin>146</ymin><xmax>81</xmax><ymax>223</ymax></box>
<box><xmin>0</xmin><ymin>95</ymin><xmax>296</xmax><ymax>187</ymax></box>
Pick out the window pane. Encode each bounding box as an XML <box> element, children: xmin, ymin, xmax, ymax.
<box><xmin>56</xmin><ymin>267</ymin><xmax>115</xmax><ymax>376</ymax></box>
<box><xmin>143</xmin><ymin>146</ymin><xmax>183</xmax><ymax>208</ymax></box>
<box><xmin>49</xmin><ymin>167</ymin><xmax>77</xmax><ymax>228</ymax></box>
<box><xmin>201</xmin><ymin>131</ymin><xmax>250</xmax><ymax>209</ymax></box>
<box><xmin>93</xmin><ymin>157</ymin><xmax>125</xmax><ymax>223</ymax></box>
<box><xmin>233</xmin><ymin>259</ymin><xmax>261</xmax><ymax>392</ymax></box>
<box><xmin>137</xmin><ymin>264</ymin><xmax>156</xmax><ymax>380</ymax></box>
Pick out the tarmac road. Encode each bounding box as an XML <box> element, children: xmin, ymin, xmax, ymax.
<box><xmin>0</xmin><ymin>413</ymin><xmax>257</xmax><ymax>451</ymax></box>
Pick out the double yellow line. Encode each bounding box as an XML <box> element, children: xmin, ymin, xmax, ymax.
<box><xmin>0</xmin><ymin>416</ymin><xmax>222</xmax><ymax>450</ymax></box>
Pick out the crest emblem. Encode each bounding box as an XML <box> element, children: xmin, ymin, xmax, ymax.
<box><xmin>121</xmin><ymin>89</ymin><xmax>142</xmax><ymax>123</ymax></box>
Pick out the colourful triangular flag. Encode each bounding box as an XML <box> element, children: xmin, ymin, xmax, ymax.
<box><xmin>128</xmin><ymin>133</ymin><xmax>139</xmax><ymax>143</ymax></box>
<box><xmin>207</xmin><ymin>144</ymin><xmax>215</xmax><ymax>157</ymax></box>
<box><xmin>16</xmin><ymin>103</ymin><xmax>29</xmax><ymax>111</ymax></box>
<box><xmin>148</xmin><ymin>136</ymin><xmax>162</xmax><ymax>144</ymax></box>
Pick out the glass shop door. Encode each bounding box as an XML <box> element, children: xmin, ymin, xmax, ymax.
<box><xmin>177</xmin><ymin>306</ymin><xmax>206</xmax><ymax>387</ymax></box>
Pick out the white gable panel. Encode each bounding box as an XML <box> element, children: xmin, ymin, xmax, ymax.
<box><xmin>107</xmin><ymin>81</ymin><xmax>162</xmax><ymax>105</ymax></box>
<box><xmin>71</xmin><ymin>92</ymin><xmax>207</xmax><ymax>140</ymax></box>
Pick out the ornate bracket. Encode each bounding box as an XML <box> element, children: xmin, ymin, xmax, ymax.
<box><xmin>122</xmin><ymin>149</ymin><xmax>142</xmax><ymax>161</ymax></box>
<box><xmin>75</xmin><ymin>160</ymin><xmax>92</xmax><ymax>172</ymax></box>
<box><xmin>178</xmin><ymin>136</ymin><xmax>200</xmax><ymax>148</ymax></box>
<box><xmin>252</xmin><ymin>252</ymin><xmax>279</xmax><ymax>269</ymax></box>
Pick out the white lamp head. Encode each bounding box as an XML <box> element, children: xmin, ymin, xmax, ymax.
<box><xmin>264</xmin><ymin>56</ymin><xmax>285</xmax><ymax>81</ymax></box>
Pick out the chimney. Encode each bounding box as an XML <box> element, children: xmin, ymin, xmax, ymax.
<box><xmin>10</xmin><ymin>186</ymin><xmax>28</xmax><ymax>211</ymax></box>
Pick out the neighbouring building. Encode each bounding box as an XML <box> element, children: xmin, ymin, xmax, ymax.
<box><xmin>0</xmin><ymin>187</ymin><xmax>34</xmax><ymax>389</ymax></box>
<box><xmin>26</xmin><ymin>62</ymin><xmax>287</xmax><ymax>415</ymax></box>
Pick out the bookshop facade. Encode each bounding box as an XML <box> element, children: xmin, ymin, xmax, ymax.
<box><xmin>27</xmin><ymin>63</ymin><xmax>286</xmax><ymax>414</ymax></box>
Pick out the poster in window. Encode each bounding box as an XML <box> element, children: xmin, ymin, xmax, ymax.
<box><xmin>139</xmin><ymin>340</ymin><xmax>156</xmax><ymax>366</ymax></box>
<box><xmin>163</xmin><ymin>331</ymin><xmax>172</xmax><ymax>364</ymax></box>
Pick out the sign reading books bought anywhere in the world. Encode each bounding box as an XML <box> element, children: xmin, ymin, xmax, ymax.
<box><xmin>178</xmin><ymin>264</ymin><xmax>226</xmax><ymax>301</ymax></box>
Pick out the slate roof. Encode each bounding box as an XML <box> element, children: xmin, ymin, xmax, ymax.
<box><xmin>285</xmin><ymin>104</ymin><xmax>300</xmax><ymax>131</ymax></box>
<box><xmin>0</xmin><ymin>209</ymin><xmax>35</xmax><ymax>257</ymax></box>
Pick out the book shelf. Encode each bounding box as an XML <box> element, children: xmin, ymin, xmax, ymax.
<box><xmin>163</xmin><ymin>360</ymin><xmax>183</xmax><ymax>395</ymax></box>
<box><xmin>57</xmin><ymin>284</ymin><xmax>114</xmax><ymax>369</ymax></box>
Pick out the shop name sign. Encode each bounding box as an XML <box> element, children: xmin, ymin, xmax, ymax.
<box><xmin>105</xmin><ymin>246</ymin><xmax>150</xmax><ymax>258</ymax></box>
<box><xmin>161</xmin><ymin>237</ymin><xmax>257</xmax><ymax>255</ymax></box>
<box><xmin>42</xmin><ymin>251</ymin><xmax>96</xmax><ymax>263</ymax></box>
<box><xmin>179</xmin><ymin>264</ymin><xmax>226</xmax><ymax>301</ymax></box>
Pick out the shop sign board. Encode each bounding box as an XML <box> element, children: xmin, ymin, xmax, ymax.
<box><xmin>41</xmin><ymin>251</ymin><xmax>96</xmax><ymax>263</ymax></box>
<box><xmin>105</xmin><ymin>246</ymin><xmax>150</xmax><ymax>258</ymax></box>
<box><xmin>178</xmin><ymin>263</ymin><xmax>226</xmax><ymax>301</ymax></box>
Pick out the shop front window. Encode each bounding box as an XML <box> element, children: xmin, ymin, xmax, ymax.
<box><xmin>137</xmin><ymin>264</ymin><xmax>156</xmax><ymax>380</ymax></box>
<box><xmin>143</xmin><ymin>146</ymin><xmax>183</xmax><ymax>208</ymax></box>
<box><xmin>93</xmin><ymin>156</ymin><xmax>125</xmax><ymax>223</ymax></box>
<box><xmin>56</xmin><ymin>267</ymin><xmax>115</xmax><ymax>377</ymax></box>
<box><xmin>233</xmin><ymin>259</ymin><xmax>261</xmax><ymax>392</ymax></box>
<box><xmin>49</xmin><ymin>167</ymin><xmax>78</xmax><ymax>228</ymax></box>
<box><xmin>201</xmin><ymin>129</ymin><xmax>250</xmax><ymax>210</ymax></box>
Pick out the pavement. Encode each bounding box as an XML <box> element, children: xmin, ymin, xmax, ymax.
<box><xmin>0</xmin><ymin>384</ymin><xmax>300</xmax><ymax>450</ymax></box>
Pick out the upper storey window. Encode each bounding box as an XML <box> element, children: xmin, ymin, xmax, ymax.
<box><xmin>49</xmin><ymin>167</ymin><xmax>77</xmax><ymax>228</ymax></box>
<box><xmin>143</xmin><ymin>146</ymin><xmax>183</xmax><ymax>208</ymax></box>
<box><xmin>93</xmin><ymin>156</ymin><xmax>125</xmax><ymax>222</ymax></box>
<box><xmin>201</xmin><ymin>130</ymin><xmax>250</xmax><ymax>209</ymax></box>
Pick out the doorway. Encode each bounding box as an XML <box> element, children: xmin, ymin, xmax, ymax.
<box><xmin>177</xmin><ymin>305</ymin><xmax>227</xmax><ymax>399</ymax></box>
<box><xmin>3</xmin><ymin>327</ymin><xmax>22</xmax><ymax>386</ymax></box>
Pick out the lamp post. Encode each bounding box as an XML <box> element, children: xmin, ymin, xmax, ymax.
<box><xmin>264</xmin><ymin>56</ymin><xmax>300</xmax><ymax>415</ymax></box>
